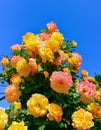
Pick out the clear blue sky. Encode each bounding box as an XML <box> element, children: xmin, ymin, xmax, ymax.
<box><xmin>0</xmin><ymin>0</ymin><xmax>101</xmax><ymax>108</ymax></box>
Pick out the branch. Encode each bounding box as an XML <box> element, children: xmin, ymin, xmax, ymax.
<box><xmin>0</xmin><ymin>85</ymin><xmax>7</xmax><ymax>87</ymax></box>
<box><xmin>0</xmin><ymin>96</ymin><xmax>5</xmax><ymax>101</ymax></box>
<box><xmin>0</xmin><ymin>93</ymin><xmax>4</xmax><ymax>94</ymax></box>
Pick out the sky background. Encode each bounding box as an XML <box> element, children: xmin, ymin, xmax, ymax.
<box><xmin>0</xmin><ymin>0</ymin><xmax>101</xmax><ymax>108</ymax></box>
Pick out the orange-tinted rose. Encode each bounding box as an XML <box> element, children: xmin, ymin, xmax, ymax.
<box><xmin>5</xmin><ymin>84</ymin><xmax>22</xmax><ymax>103</ymax></box>
<box><xmin>47</xmin><ymin>103</ymin><xmax>63</xmax><ymax>122</ymax></box>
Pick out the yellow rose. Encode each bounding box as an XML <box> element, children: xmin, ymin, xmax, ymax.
<box><xmin>22</xmin><ymin>32</ymin><xmax>40</xmax><ymax>54</ymax></box>
<box><xmin>8</xmin><ymin>121</ymin><xmax>27</xmax><ymax>130</ymax></box>
<box><xmin>71</xmin><ymin>41</ymin><xmax>77</xmax><ymax>48</ymax></box>
<box><xmin>14</xmin><ymin>102</ymin><xmax>22</xmax><ymax>114</ymax></box>
<box><xmin>82</xmin><ymin>70</ymin><xmax>88</xmax><ymax>77</ymax></box>
<box><xmin>0</xmin><ymin>108</ymin><xmax>8</xmax><ymax>130</ymax></box>
<box><xmin>87</xmin><ymin>102</ymin><xmax>101</xmax><ymax>118</ymax></box>
<box><xmin>39</xmin><ymin>47</ymin><xmax>54</xmax><ymax>63</ymax></box>
<box><xmin>47</xmin><ymin>32</ymin><xmax>64</xmax><ymax>51</ymax></box>
<box><xmin>27</xmin><ymin>93</ymin><xmax>49</xmax><ymax>117</ymax></box>
<box><xmin>1</xmin><ymin>57</ymin><xmax>9</xmax><ymax>67</ymax></box>
<box><xmin>16</xmin><ymin>59</ymin><xmax>31</xmax><ymax>77</ymax></box>
<box><xmin>72</xmin><ymin>108</ymin><xmax>94</xmax><ymax>130</ymax></box>
<box><xmin>87</xmin><ymin>76</ymin><xmax>95</xmax><ymax>82</ymax></box>
<box><xmin>10</xmin><ymin>74</ymin><xmax>23</xmax><ymax>86</ymax></box>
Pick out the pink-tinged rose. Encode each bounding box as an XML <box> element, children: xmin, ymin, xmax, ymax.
<box><xmin>38</xmin><ymin>32</ymin><xmax>50</xmax><ymax>41</ymax></box>
<box><xmin>28</xmin><ymin>58</ymin><xmax>38</xmax><ymax>75</ymax></box>
<box><xmin>39</xmin><ymin>41</ymin><xmax>47</xmax><ymax>49</ymax></box>
<box><xmin>53</xmin><ymin>58</ymin><xmax>62</xmax><ymax>66</ymax></box>
<box><xmin>50</xmin><ymin>71</ymin><xmax>73</xmax><ymax>93</ymax></box>
<box><xmin>47</xmin><ymin>21</ymin><xmax>59</xmax><ymax>34</ymax></box>
<box><xmin>10</xmin><ymin>44</ymin><xmax>22</xmax><ymax>51</ymax></box>
<box><xmin>76</xmin><ymin>80</ymin><xmax>96</xmax><ymax>103</ymax></box>
<box><xmin>53</xmin><ymin>50</ymin><xmax>65</xmax><ymax>66</ymax></box>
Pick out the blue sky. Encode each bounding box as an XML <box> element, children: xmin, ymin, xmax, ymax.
<box><xmin>0</xmin><ymin>0</ymin><xmax>101</xmax><ymax>108</ymax></box>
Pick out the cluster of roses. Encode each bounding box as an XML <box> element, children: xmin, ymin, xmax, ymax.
<box><xmin>0</xmin><ymin>22</ymin><xmax>101</xmax><ymax>130</ymax></box>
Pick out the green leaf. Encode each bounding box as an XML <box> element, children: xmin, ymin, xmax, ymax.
<box><xmin>40</xmin><ymin>29</ymin><xmax>48</xmax><ymax>33</ymax></box>
<box><xmin>21</xmin><ymin>50</ymin><xmax>29</xmax><ymax>59</ymax></box>
<box><xmin>95</xmin><ymin>74</ymin><xmax>101</xmax><ymax>88</ymax></box>
<box><xmin>38</xmin><ymin>125</ymin><xmax>45</xmax><ymax>130</ymax></box>
<box><xmin>54</xmin><ymin>52</ymin><xmax>60</xmax><ymax>58</ymax></box>
<box><xmin>13</xmin><ymin>50</ymin><xmax>21</xmax><ymax>55</ymax></box>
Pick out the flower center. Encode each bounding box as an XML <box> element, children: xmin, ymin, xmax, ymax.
<box><xmin>59</xmin><ymin>79</ymin><xmax>64</xmax><ymax>85</ymax></box>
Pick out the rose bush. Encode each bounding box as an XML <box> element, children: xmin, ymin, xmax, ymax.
<box><xmin>0</xmin><ymin>21</ymin><xmax>101</xmax><ymax>130</ymax></box>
